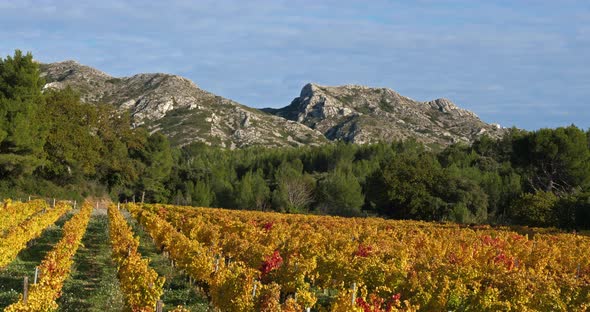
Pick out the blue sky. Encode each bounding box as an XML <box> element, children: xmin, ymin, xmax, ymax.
<box><xmin>1</xmin><ymin>0</ymin><xmax>588</xmax><ymax>130</ymax></box>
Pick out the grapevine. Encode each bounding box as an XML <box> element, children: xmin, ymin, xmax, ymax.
<box><xmin>0</xmin><ymin>199</ymin><xmax>47</xmax><ymax>235</ymax></box>
<box><xmin>130</xmin><ymin>203</ymin><xmax>590</xmax><ymax>311</ymax></box>
<box><xmin>126</xmin><ymin>204</ymin><xmax>262</xmax><ymax>312</ymax></box>
<box><xmin>0</xmin><ymin>201</ymin><xmax>71</xmax><ymax>269</ymax></box>
<box><xmin>5</xmin><ymin>200</ymin><xmax>93</xmax><ymax>311</ymax></box>
<box><xmin>108</xmin><ymin>204</ymin><xmax>165</xmax><ymax>312</ymax></box>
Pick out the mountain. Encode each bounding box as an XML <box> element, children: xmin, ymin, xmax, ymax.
<box><xmin>263</xmin><ymin>83</ymin><xmax>505</xmax><ymax>146</ymax></box>
<box><xmin>40</xmin><ymin>61</ymin><xmax>327</xmax><ymax>148</ymax></box>
<box><xmin>40</xmin><ymin>61</ymin><xmax>504</xmax><ymax>149</ymax></box>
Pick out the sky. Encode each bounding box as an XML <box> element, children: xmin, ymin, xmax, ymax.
<box><xmin>1</xmin><ymin>0</ymin><xmax>588</xmax><ymax>130</ymax></box>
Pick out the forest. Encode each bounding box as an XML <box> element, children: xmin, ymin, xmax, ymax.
<box><xmin>1</xmin><ymin>50</ymin><xmax>589</xmax><ymax>229</ymax></box>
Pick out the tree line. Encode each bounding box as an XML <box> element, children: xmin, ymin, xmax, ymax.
<box><xmin>1</xmin><ymin>50</ymin><xmax>589</xmax><ymax>229</ymax></box>
<box><xmin>162</xmin><ymin>128</ymin><xmax>590</xmax><ymax>229</ymax></box>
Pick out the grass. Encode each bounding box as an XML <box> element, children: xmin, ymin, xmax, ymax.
<box><xmin>57</xmin><ymin>212</ymin><xmax>125</xmax><ymax>312</ymax></box>
<box><xmin>126</xmin><ymin>214</ymin><xmax>210</xmax><ymax>312</ymax></box>
<box><xmin>0</xmin><ymin>212</ymin><xmax>73</xmax><ymax>309</ymax></box>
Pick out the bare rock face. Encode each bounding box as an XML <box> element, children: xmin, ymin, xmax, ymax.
<box><xmin>264</xmin><ymin>83</ymin><xmax>505</xmax><ymax>146</ymax></box>
<box><xmin>40</xmin><ymin>61</ymin><xmax>327</xmax><ymax>148</ymax></box>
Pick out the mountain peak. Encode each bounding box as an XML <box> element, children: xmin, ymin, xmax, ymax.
<box><xmin>56</xmin><ymin>59</ymin><xmax>80</xmax><ymax>65</ymax></box>
<box><xmin>301</xmin><ymin>83</ymin><xmax>409</xmax><ymax>102</ymax></box>
<box><xmin>40</xmin><ymin>60</ymin><xmax>111</xmax><ymax>84</ymax></box>
<box><xmin>300</xmin><ymin>82</ymin><xmax>321</xmax><ymax>97</ymax></box>
<box><xmin>266</xmin><ymin>82</ymin><xmax>505</xmax><ymax>145</ymax></box>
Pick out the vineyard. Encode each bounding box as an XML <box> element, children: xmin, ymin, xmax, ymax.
<box><xmin>0</xmin><ymin>199</ymin><xmax>589</xmax><ymax>311</ymax></box>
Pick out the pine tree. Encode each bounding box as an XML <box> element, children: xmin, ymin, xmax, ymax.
<box><xmin>0</xmin><ymin>50</ymin><xmax>47</xmax><ymax>178</ymax></box>
<box><xmin>138</xmin><ymin>132</ymin><xmax>173</xmax><ymax>203</ymax></box>
<box><xmin>235</xmin><ymin>170</ymin><xmax>270</xmax><ymax>210</ymax></box>
<box><xmin>513</xmin><ymin>126</ymin><xmax>590</xmax><ymax>194</ymax></box>
<box><xmin>191</xmin><ymin>179</ymin><xmax>215</xmax><ymax>207</ymax></box>
<box><xmin>317</xmin><ymin>169</ymin><xmax>364</xmax><ymax>216</ymax></box>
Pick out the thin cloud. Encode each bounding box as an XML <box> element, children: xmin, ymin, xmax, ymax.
<box><xmin>0</xmin><ymin>0</ymin><xmax>588</xmax><ymax>130</ymax></box>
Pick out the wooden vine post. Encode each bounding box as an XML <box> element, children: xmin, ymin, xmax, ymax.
<box><xmin>23</xmin><ymin>277</ymin><xmax>29</xmax><ymax>304</ymax></box>
<box><xmin>351</xmin><ymin>282</ymin><xmax>357</xmax><ymax>305</ymax></box>
<box><xmin>252</xmin><ymin>281</ymin><xmax>258</xmax><ymax>298</ymax></box>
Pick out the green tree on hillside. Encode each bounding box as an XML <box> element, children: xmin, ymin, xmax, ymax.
<box><xmin>43</xmin><ymin>88</ymin><xmax>102</xmax><ymax>182</ymax></box>
<box><xmin>137</xmin><ymin>132</ymin><xmax>173</xmax><ymax>203</ymax></box>
<box><xmin>235</xmin><ymin>169</ymin><xmax>270</xmax><ymax>210</ymax></box>
<box><xmin>189</xmin><ymin>179</ymin><xmax>215</xmax><ymax>207</ymax></box>
<box><xmin>509</xmin><ymin>191</ymin><xmax>558</xmax><ymax>227</ymax></box>
<box><xmin>317</xmin><ymin>169</ymin><xmax>364</xmax><ymax>216</ymax></box>
<box><xmin>513</xmin><ymin>126</ymin><xmax>590</xmax><ymax>194</ymax></box>
<box><xmin>379</xmin><ymin>153</ymin><xmax>447</xmax><ymax>220</ymax></box>
<box><xmin>92</xmin><ymin>104</ymin><xmax>147</xmax><ymax>197</ymax></box>
<box><xmin>0</xmin><ymin>50</ymin><xmax>47</xmax><ymax>178</ymax></box>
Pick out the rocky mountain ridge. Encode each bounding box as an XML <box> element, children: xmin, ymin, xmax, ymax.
<box><xmin>40</xmin><ymin>61</ymin><xmax>327</xmax><ymax>148</ymax></box>
<box><xmin>264</xmin><ymin>83</ymin><xmax>504</xmax><ymax>146</ymax></box>
<box><xmin>40</xmin><ymin>61</ymin><xmax>505</xmax><ymax>148</ymax></box>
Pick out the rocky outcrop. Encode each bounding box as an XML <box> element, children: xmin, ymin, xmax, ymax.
<box><xmin>40</xmin><ymin>61</ymin><xmax>327</xmax><ymax>148</ymax></box>
<box><xmin>264</xmin><ymin>83</ymin><xmax>505</xmax><ymax>146</ymax></box>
